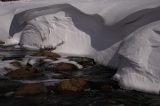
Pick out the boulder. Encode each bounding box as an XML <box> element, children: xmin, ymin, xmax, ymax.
<box><xmin>56</xmin><ymin>78</ymin><xmax>87</xmax><ymax>92</ymax></box>
<box><xmin>55</xmin><ymin>63</ymin><xmax>78</xmax><ymax>72</ymax></box>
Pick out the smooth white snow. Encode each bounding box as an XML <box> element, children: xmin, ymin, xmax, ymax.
<box><xmin>114</xmin><ymin>21</ymin><xmax>160</xmax><ymax>94</ymax></box>
<box><xmin>1</xmin><ymin>0</ymin><xmax>160</xmax><ymax>94</ymax></box>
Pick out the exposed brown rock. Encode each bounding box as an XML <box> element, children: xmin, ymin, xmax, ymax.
<box><xmin>56</xmin><ymin>78</ymin><xmax>87</xmax><ymax>92</ymax></box>
<box><xmin>55</xmin><ymin>63</ymin><xmax>78</xmax><ymax>72</ymax></box>
<box><xmin>32</xmin><ymin>51</ymin><xmax>60</xmax><ymax>60</ymax></box>
<box><xmin>6</xmin><ymin>67</ymin><xmax>43</xmax><ymax>79</ymax></box>
<box><xmin>15</xmin><ymin>83</ymin><xmax>47</xmax><ymax>96</ymax></box>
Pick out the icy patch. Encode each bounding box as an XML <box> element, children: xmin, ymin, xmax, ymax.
<box><xmin>52</xmin><ymin>58</ymin><xmax>83</xmax><ymax>69</ymax></box>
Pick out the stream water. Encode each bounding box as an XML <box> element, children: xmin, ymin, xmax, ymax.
<box><xmin>0</xmin><ymin>46</ymin><xmax>160</xmax><ymax>106</ymax></box>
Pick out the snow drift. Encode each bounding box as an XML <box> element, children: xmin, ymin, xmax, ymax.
<box><xmin>1</xmin><ymin>0</ymin><xmax>160</xmax><ymax>94</ymax></box>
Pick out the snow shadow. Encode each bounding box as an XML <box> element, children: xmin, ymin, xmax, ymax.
<box><xmin>9</xmin><ymin>4</ymin><xmax>160</xmax><ymax>50</ymax></box>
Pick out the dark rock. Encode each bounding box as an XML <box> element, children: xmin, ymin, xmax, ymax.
<box><xmin>67</xmin><ymin>56</ymin><xmax>96</xmax><ymax>68</ymax></box>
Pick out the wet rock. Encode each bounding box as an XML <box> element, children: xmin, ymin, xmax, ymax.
<box><xmin>55</xmin><ymin>63</ymin><xmax>78</xmax><ymax>72</ymax></box>
<box><xmin>15</xmin><ymin>83</ymin><xmax>47</xmax><ymax>96</ymax></box>
<box><xmin>56</xmin><ymin>78</ymin><xmax>87</xmax><ymax>92</ymax></box>
<box><xmin>32</xmin><ymin>51</ymin><xmax>60</xmax><ymax>60</ymax></box>
<box><xmin>6</xmin><ymin>67</ymin><xmax>43</xmax><ymax>79</ymax></box>
<box><xmin>10</xmin><ymin>61</ymin><xmax>22</xmax><ymax>68</ymax></box>
<box><xmin>67</xmin><ymin>56</ymin><xmax>96</xmax><ymax>68</ymax></box>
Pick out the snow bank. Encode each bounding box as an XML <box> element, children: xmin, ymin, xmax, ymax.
<box><xmin>1</xmin><ymin>0</ymin><xmax>160</xmax><ymax>94</ymax></box>
<box><xmin>19</xmin><ymin>11</ymin><xmax>95</xmax><ymax>55</ymax></box>
<box><xmin>114</xmin><ymin>21</ymin><xmax>160</xmax><ymax>94</ymax></box>
<box><xmin>0</xmin><ymin>9</ymin><xmax>15</xmax><ymax>40</ymax></box>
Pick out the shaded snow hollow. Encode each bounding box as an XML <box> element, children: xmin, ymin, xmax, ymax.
<box><xmin>1</xmin><ymin>0</ymin><xmax>160</xmax><ymax>94</ymax></box>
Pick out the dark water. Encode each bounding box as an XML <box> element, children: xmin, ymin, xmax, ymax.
<box><xmin>0</xmin><ymin>47</ymin><xmax>160</xmax><ymax>106</ymax></box>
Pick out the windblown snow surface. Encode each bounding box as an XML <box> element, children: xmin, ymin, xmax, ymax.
<box><xmin>1</xmin><ymin>0</ymin><xmax>160</xmax><ymax>94</ymax></box>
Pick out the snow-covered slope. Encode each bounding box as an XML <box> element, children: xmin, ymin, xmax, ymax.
<box><xmin>1</xmin><ymin>0</ymin><xmax>160</xmax><ymax>94</ymax></box>
<box><xmin>114</xmin><ymin>21</ymin><xmax>160</xmax><ymax>94</ymax></box>
<box><xmin>19</xmin><ymin>12</ymin><xmax>95</xmax><ymax>55</ymax></box>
